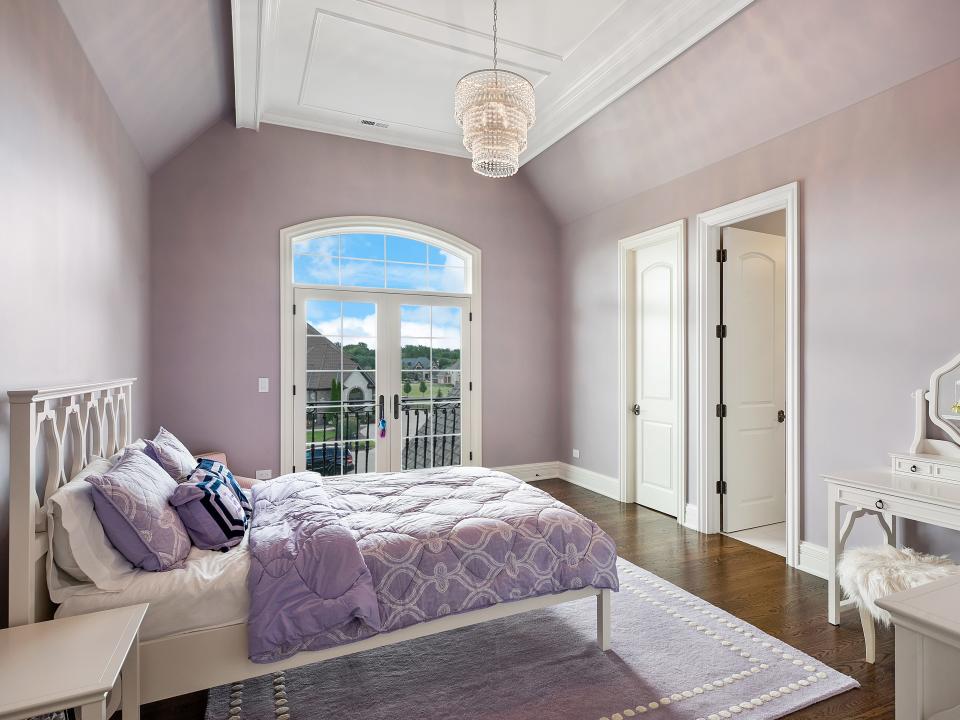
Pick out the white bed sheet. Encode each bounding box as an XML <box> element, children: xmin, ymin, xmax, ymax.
<box><xmin>56</xmin><ymin>535</ymin><xmax>250</xmax><ymax>641</ymax></box>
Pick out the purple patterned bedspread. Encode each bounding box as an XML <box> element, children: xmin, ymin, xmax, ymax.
<box><xmin>247</xmin><ymin>467</ymin><xmax>619</xmax><ymax>663</ymax></box>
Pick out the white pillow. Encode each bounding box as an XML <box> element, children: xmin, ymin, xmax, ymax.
<box><xmin>46</xmin><ymin>457</ymin><xmax>139</xmax><ymax>602</ymax></box>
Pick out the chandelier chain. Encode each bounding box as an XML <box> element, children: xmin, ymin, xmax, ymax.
<box><xmin>492</xmin><ymin>0</ymin><xmax>498</xmax><ymax>70</ymax></box>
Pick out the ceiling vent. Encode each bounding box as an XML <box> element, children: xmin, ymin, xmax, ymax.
<box><xmin>360</xmin><ymin>119</ymin><xmax>389</xmax><ymax>129</ymax></box>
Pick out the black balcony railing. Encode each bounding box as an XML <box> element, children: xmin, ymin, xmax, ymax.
<box><xmin>305</xmin><ymin>402</ymin><xmax>462</xmax><ymax>475</ymax></box>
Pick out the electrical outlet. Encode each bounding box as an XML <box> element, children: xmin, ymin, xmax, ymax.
<box><xmin>572</xmin><ymin>448</ymin><xmax>580</xmax><ymax>459</ymax></box>
<box><xmin>255</xmin><ymin>469</ymin><xmax>272</xmax><ymax>480</ymax></box>
<box><xmin>258</xmin><ymin>377</ymin><xmax>269</xmax><ymax>393</ymax></box>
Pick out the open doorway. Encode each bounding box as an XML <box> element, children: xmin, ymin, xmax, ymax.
<box><xmin>720</xmin><ymin>211</ymin><xmax>787</xmax><ymax>556</ymax></box>
<box><xmin>693</xmin><ymin>183</ymin><xmax>800</xmax><ymax>568</ymax></box>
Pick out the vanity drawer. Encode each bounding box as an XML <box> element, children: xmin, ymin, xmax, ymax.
<box><xmin>892</xmin><ymin>457</ymin><xmax>934</xmax><ymax>477</ymax></box>
<box><xmin>836</xmin><ymin>486</ymin><xmax>960</xmax><ymax>530</ymax></box>
<box><xmin>890</xmin><ymin>456</ymin><xmax>960</xmax><ymax>484</ymax></box>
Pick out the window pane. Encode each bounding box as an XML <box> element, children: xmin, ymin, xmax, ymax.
<box><xmin>294</xmin><ymin>253</ymin><xmax>339</xmax><ymax>285</ymax></box>
<box><xmin>431</xmin><ymin>435</ymin><xmax>460</xmax><ymax>467</ymax></box>
<box><xmin>402</xmin><ymin>437</ymin><xmax>432</xmax><ymax>470</ymax></box>
<box><xmin>295</xmin><ymin>235</ymin><xmax>339</xmax><ymax>256</ymax></box>
<box><xmin>428</xmin><ymin>245</ymin><xmax>465</xmax><ymax>268</ymax></box>
<box><xmin>348</xmin><ymin>441</ymin><xmax>375</xmax><ymax>474</ymax></box>
<box><xmin>387</xmin><ymin>235</ymin><xmax>428</xmax><ymax>263</ymax></box>
<box><xmin>432</xmin><ymin>371</ymin><xmax>459</xmax><ymax>399</ymax></box>
<box><xmin>343</xmin><ymin>339</ymin><xmax>375</xmax><ymax>371</ymax></box>
<box><xmin>340</xmin><ymin>259</ymin><xmax>384</xmax><ymax>288</ymax></box>
<box><xmin>341</xmin><ymin>302</ymin><xmax>376</xmax><ymax>337</ymax></box>
<box><xmin>342</xmin><ymin>404</ymin><xmax>376</xmax><ymax>441</ymax></box>
<box><xmin>307</xmin><ymin>333</ymin><xmax>342</xmax><ymax>369</ymax></box>
<box><xmin>306</xmin><ymin>406</ymin><xmax>341</xmax><ymax>442</ymax></box>
<box><xmin>386</xmin><ymin>262</ymin><xmax>427</xmax><ymax>290</ymax></box>
<box><xmin>402</xmin><ymin>371</ymin><xmax>430</xmax><ymax>398</ymax></box>
<box><xmin>431</xmin><ymin>306</ymin><xmax>462</xmax><ymax>338</ymax></box>
<box><xmin>432</xmin><ymin>402</ymin><xmax>462</xmax><ymax>434</ymax></box>
<box><xmin>306</xmin><ymin>442</ymin><xmax>344</xmax><ymax>476</ymax></box>
<box><xmin>341</xmin><ymin>233</ymin><xmax>384</xmax><ymax>261</ymax></box>
<box><xmin>400</xmin><ymin>305</ymin><xmax>431</xmax><ymax>338</ymax></box>
<box><xmin>427</xmin><ymin>265</ymin><xmax>466</xmax><ymax>293</ymax></box>
<box><xmin>294</xmin><ymin>232</ymin><xmax>467</xmax><ymax>291</ymax></box>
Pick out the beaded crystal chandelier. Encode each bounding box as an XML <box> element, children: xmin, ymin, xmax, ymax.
<box><xmin>454</xmin><ymin>0</ymin><xmax>535</xmax><ymax>178</ymax></box>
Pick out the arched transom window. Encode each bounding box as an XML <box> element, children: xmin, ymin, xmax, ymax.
<box><xmin>292</xmin><ymin>229</ymin><xmax>471</xmax><ymax>294</ymax></box>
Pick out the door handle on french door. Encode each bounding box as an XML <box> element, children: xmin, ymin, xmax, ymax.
<box><xmin>378</xmin><ymin>395</ymin><xmax>385</xmax><ymax>420</ymax></box>
<box><xmin>393</xmin><ymin>394</ymin><xmax>399</xmax><ymax>420</ymax></box>
<box><xmin>778</xmin><ymin>409</ymin><xmax>785</xmax><ymax>423</ymax></box>
<box><xmin>632</xmin><ymin>404</ymin><xmax>641</xmax><ymax>416</ymax></box>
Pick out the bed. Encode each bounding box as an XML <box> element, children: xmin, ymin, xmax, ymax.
<box><xmin>7</xmin><ymin>379</ymin><xmax>618</xmax><ymax>704</ymax></box>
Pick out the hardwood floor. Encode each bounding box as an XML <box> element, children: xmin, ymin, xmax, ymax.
<box><xmin>145</xmin><ymin>478</ymin><xmax>893</xmax><ymax>720</ymax></box>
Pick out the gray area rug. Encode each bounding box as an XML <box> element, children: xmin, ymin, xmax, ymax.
<box><xmin>206</xmin><ymin>559</ymin><xmax>857</xmax><ymax>720</ymax></box>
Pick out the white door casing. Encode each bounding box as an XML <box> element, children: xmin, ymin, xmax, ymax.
<box><xmin>618</xmin><ymin>220</ymin><xmax>685</xmax><ymax>518</ymax></box>
<box><xmin>721</xmin><ymin>228</ymin><xmax>786</xmax><ymax>532</ymax></box>
<box><xmin>693</xmin><ymin>182</ymin><xmax>800</xmax><ymax>568</ymax></box>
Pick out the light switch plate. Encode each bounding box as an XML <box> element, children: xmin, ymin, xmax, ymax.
<box><xmin>572</xmin><ymin>448</ymin><xmax>581</xmax><ymax>459</ymax></box>
<box><xmin>258</xmin><ymin>377</ymin><xmax>269</xmax><ymax>393</ymax></box>
<box><xmin>255</xmin><ymin>469</ymin><xmax>272</xmax><ymax>480</ymax></box>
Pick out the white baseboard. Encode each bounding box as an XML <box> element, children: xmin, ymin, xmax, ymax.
<box><xmin>557</xmin><ymin>463</ymin><xmax>621</xmax><ymax>501</ymax></box>
<box><xmin>797</xmin><ymin>541</ymin><xmax>828</xmax><ymax>579</ymax></box>
<box><xmin>682</xmin><ymin>503</ymin><xmax>699</xmax><ymax>531</ymax></box>
<box><xmin>493</xmin><ymin>462</ymin><xmax>561</xmax><ymax>482</ymax></box>
<box><xmin>494</xmin><ymin>461</ymin><xmax>621</xmax><ymax>501</ymax></box>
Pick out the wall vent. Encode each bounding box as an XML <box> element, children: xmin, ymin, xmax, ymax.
<box><xmin>359</xmin><ymin>119</ymin><xmax>389</xmax><ymax>129</ymax></box>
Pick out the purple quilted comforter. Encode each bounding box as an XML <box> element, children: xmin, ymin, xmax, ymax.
<box><xmin>247</xmin><ymin>467</ymin><xmax>619</xmax><ymax>663</ymax></box>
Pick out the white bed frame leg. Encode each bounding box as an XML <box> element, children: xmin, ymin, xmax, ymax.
<box><xmin>597</xmin><ymin>589</ymin><xmax>611</xmax><ymax>651</ymax></box>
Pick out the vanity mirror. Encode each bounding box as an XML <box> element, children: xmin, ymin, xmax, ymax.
<box><xmin>891</xmin><ymin>352</ymin><xmax>960</xmax><ymax>481</ymax></box>
<box><xmin>929</xmin><ymin>351</ymin><xmax>960</xmax><ymax>445</ymax></box>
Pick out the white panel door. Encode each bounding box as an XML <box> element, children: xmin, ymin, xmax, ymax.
<box><xmin>633</xmin><ymin>239</ymin><xmax>680</xmax><ymax>516</ymax></box>
<box><xmin>721</xmin><ymin>228</ymin><xmax>786</xmax><ymax>532</ymax></box>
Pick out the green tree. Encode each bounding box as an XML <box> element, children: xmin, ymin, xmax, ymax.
<box><xmin>436</xmin><ymin>387</ymin><xmax>444</xmax><ymax>398</ymax></box>
<box><xmin>403</xmin><ymin>380</ymin><xmax>412</xmax><ymax>394</ymax></box>
<box><xmin>330</xmin><ymin>378</ymin><xmax>341</xmax><ymax>401</ymax></box>
<box><xmin>419</xmin><ymin>380</ymin><xmax>427</xmax><ymax>394</ymax></box>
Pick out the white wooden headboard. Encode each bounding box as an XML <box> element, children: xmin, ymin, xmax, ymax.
<box><xmin>7</xmin><ymin>378</ymin><xmax>136</xmax><ymax>627</ymax></box>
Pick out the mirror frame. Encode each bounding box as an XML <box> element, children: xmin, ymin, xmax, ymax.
<box><xmin>927</xmin><ymin>351</ymin><xmax>960</xmax><ymax>446</ymax></box>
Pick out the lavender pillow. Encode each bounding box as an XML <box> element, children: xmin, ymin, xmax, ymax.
<box><xmin>170</xmin><ymin>476</ymin><xmax>248</xmax><ymax>551</ymax></box>
<box><xmin>85</xmin><ymin>448</ymin><xmax>191</xmax><ymax>571</ymax></box>
<box><xmin>145</xmin><ymin>427</ymin><xmax>197</xmax><ymax>481</ymax></box>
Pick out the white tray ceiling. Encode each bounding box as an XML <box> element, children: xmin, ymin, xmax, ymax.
<box><xmin>233</xmin><ymin>0</ymin><xmax>753</xmax><ymax>164</ymax></box>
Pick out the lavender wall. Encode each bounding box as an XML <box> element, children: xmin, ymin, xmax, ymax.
<box><xmin>535</xmin><ymin>58</ymin><xmax>960</xmax><ymax>554</ymax></box>
<box><xmin>150</xmin><ymin>121</ymin><xmax>561</xmax><ymax>477</ymax></box>
<box><xmin>0</xmin><ymin>0</ymin><xmax>151</xmax><ymax>622</ymax></box>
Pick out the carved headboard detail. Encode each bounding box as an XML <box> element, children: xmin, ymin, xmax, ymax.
<box><xmin>7</xmin><ymin>378</ymin><xmax>135</xmax><ymax>626</ymax></box>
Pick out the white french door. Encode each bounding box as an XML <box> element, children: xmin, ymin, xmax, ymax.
<box><xmin>292</xmin><ymin>288</ymin><xmax>471</xmax><ymax>476</ymax></box>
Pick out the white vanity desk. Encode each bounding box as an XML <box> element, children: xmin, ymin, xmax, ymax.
<box><xmin>824</xmin><ymin>466</ymin><xmax>960</xmax><ymax>625</ymax></box>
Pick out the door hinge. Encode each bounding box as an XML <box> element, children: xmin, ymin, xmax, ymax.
<box><xmin>469</xmin><ymin>381</ymin><xmax>473</xmax><ymax>391</ymax></box>
<box><xmin>715</xmin><ymin>324</ymin><xmax>727</xmax><ymax>339</ymax></box>
<box><xmin>716</xmin><ymin>248</ymin><xmax>727</xmax><ymax>262</ymax></box>
<box><xmin>715</xmin><ymin>403</ymin><xmax>727</xmax><ymax>418</ymax></box>
<box><xmin>293</xmin><ymin>304</ymin><xmax>296</xmax><ymax>315</ymax></box>
<box><xmin>469</xmin><ymin>312</ymin><xmax>473</xmax><ymax>321</ymax></box>
<box><xmin>716</xmin><ymin>479</ymin><xmax>727</xmax><ymax>494</ymax></box>
<box><xmin>292</xmin><ymin>464</ymin><xmax>296</xmax><ymax>473</ymax></box>
<box><xmin>292</xmin><ymin>384</ymin><xmax>296</xmax><ymax>396</ymax></box>
<box><xmin>469</xmin><ymin>451</ymin><xmax>473</xmax><ymax>461</ymax></box>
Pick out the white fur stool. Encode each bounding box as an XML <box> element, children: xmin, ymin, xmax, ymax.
<box><xmin>838</xmin><ymin>545</ymin><xmax>960</xmax><ymax>663</ymax></box>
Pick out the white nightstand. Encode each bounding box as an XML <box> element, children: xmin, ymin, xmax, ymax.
<box><xmin>0</xmin><ymin>604</ymin><xmax>147</xmax><ymax>720</ymax></box>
